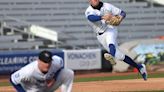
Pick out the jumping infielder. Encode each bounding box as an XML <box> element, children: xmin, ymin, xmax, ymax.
<box><xmin>10</xmin><ymin>50</ymin><xmax>74</xmax><ymax>92</ymax></box>
<box><xmin>85</xmin><ymin>0</ymin><xmax>147</xmax><ymax>80</ymax></box>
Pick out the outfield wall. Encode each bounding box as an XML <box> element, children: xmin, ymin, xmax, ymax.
<box><xmin>1</xmin><ymin>41</ymin><xmax>163</xmax><ymax>75</ymax></box>
<box><xmin>0</xmin><ymin>49</ymin><xmax>64</xmax><ymax>75</ymax></box>
<box><xmin>0</xmin><ymin>49</ymin><xmax>103</xmax><ymax>75</ymax></box>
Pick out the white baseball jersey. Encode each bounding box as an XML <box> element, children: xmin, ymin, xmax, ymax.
<box><xmin>85</xmin><ymin>2</ymin><xmax>121</xmax><ymax>34</ymax></box>
<box><xmin>85</xmin><ymin>2</ymin><xmax>125</xmax><ymax>60</ymax></box>
<box><xmin>11</xmin><ymin>55</ymin><xmax>64</xmax><ymax>92</ymax></box>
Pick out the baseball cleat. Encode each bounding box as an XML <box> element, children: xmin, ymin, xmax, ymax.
<box><xmin>139</xmin><ymin>64</ymin><xmax>148</xmax><ymax>81</ymax></box>
<box><xmin>104</xmin><ymin>53</ymin><xmax>116</xmax><ymax>65</ymax></box>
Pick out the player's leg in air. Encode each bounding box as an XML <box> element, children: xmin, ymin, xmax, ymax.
<box><xmin>101</xmin><ymin>30</ymin><xmax>147</xmax><ymax>81</ymax></box>
<box><xmin>104</xmin><ymin>44</ymin><xmax>147</xmax><ymax>81</ymax></box>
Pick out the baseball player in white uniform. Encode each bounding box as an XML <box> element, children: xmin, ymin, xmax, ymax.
<box><xmin>10</xmin><ymin>50</ymin><xmax>74</xmax><ymax>92</ymax></box>
<box><xmin>85</xmin><ymin>0</ymin><xmax>147</xmax><ymax>80</ymax></box>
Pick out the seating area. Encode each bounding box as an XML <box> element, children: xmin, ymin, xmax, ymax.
<box><xmin>0</xmin><ymin>41</ymin><xmax>43</xmax><ymax>50</ymax></box>
<box><xmin>0</xmin><ymin>24</ymin><xmax>54</xmax><ymax>50</ymax></box>
<box><xmin>0</xmin><ymin>31</ymin><xmax>46</xmax><ymax>50</ymax></box>
<box><xmin>0</xmin><ymin>0</ymin><xmax>163</xmax><ymax>50</ymax></box>
<box><xmin>0</xmin><ymin>35</ymin><xmax>22</xmax><ymax>42</ymax></box>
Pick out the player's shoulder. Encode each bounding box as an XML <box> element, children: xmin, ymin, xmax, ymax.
<box><xmin>52</xmin><ymin>55</ymin><xmax>64</xmax><ymax>66</ymax></box>
<box><xmin>86</xmin><ymin>5</ymin><xmax>94</xmax><ymax>12</ymax></box>
<box><xmin>52</xmin><ymin>55</ymin><xmax>63</xmax><ymax>64</ymax></box>
<box><xmin>24</xmin><ymin>61</ymin><xmax>37</xmax><ymax>69</ymax></box>
<box><xmin>103</xmin><ymin>2</ymin><xmax>113</xmax><ymax>7</ymax></box>
<box><xmin>17</xmin><ymin>61</ymin><xmax>37</xmax><ymax>74</ymax></box>
<box><xmin>85</xmin><ymin>5</ymin><xmax>95</xmax><ymax>16</ymax></box>
<box><xmin>12</xmin><ymin>61</ymin><xmax>37</xmax><ymax>76</ymax></box>
<box><xmin>52</xmin><ymin>55</ymin><xmax>62</xmax><ymax>61</ymax></box>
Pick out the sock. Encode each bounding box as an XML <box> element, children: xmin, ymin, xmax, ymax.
<box><xmin>123</xmin><ymin>55</ymin><xmax>142</xmax><ymax>69</ymax></box>
<box><xmin>108</xmin><ymin>44</ymin><xmax>116</xmax><ymax>57</ymax></box>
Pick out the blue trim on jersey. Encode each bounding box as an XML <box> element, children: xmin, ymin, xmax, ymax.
<box><xmin>87</xmin><ymin>15</ymin><xmax>101</xmax><ymax>22</ymax></box>
<box><xmin>120</xmin><ymin>10</ymin><xmax>126</xmax><ymax>18</ymax></box>
<box><xmin>10</xmin><ymin>77</ymin><xmax>25</xmax><ymax>92</ymax></box>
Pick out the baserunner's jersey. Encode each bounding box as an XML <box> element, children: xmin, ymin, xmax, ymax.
<box><xmin>85</xmin><ymin>3</ymin><xmax>121</xmax><ymax>34</ymax></box>
<box><xmin>11</xmin><ymin>55</ymin><xmax>64</xmax><ymax>92</ymax></box>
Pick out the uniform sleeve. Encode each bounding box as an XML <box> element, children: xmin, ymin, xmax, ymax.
<box><xmin>59</xmin><ymin>57</ymin><xmax>64</xmax><ymax>68</ymax></box>
<box><xmin>52</xmin><ymin>55</ymin><xmax>64</xmax><ymax>68</ymax></box>
<box><xmin>11</xmin><ymin>69</ymin><xmax>28</xmax><ymax>85</ymax></box>
<box><xmin>85</xmin><ymin>8</ymin><xmax>95</xmax><ymax>18</ymax></box>
<box><xmin>85</xmin><ymin>8</ymin><xmax>101</xmax><ymax>22</ymax></box>
<box><xmin>105</xmin><ymin>3</ymin><xmax>121</xmax><ymax>16</ymax></box>
<box><xmin>52</xmin><ymin>56</ymin><xmax>64</xmax><ymax>80</ymax></box>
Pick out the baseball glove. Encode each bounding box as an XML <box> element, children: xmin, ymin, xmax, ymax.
<box><xmin>106</xmin><ymin>15</ymin><xmax>122</xmax><ymax>26</ymax></box>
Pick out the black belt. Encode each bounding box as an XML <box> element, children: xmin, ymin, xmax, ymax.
<box><xmin>97</xmin><ymin>31</ymin><xmax>105</xmax><ymax>35</ymax></box>
<box><xmin>98</xmin><ymin>33</ymin><xmax>103</xmax><ymax>35</ymax></box>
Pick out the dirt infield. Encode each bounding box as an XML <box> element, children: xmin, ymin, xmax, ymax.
<box><xmin>72</xmin><ymin>78</ymin><xmax>164</xmax><ymax>92</ymax></box>
<box><xmin>1</xmin><ymin>78</ymin><xmax>164</xmax><ymax>92</ymax></box>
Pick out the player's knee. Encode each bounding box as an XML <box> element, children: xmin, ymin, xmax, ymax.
<box><xmin>64</xmin><ymin>69</ymin><xmax>74</xmax><ymax>80</ymax></box>
<box><xmin>118</xmin><ymin>55</ymin><xmax>125</xmax><ymax>61</ymax></box>
<box><xmin>115</xmin><ymin>51</ymin><xmax>125</xmax><ymax>61</ymax></box>
<box><xmin>68</xmin><ymin>69</ymin><xmax>74</xmax><ymax>79</ymax></box>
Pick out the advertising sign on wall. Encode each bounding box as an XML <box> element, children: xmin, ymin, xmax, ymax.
<box><xmin>64</xmin><ymin>49</ymin><xmax>101</xmax><ymax>70</ymax></box>
<box><xmin>0</xmin><ymin>50</ymin><xmax>64</xmax><ymax>74</ymax></box>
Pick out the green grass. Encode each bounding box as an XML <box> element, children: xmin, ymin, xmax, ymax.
<box><xmin>75</xmin><ymin>74</ymin><xmax>138</xmax><ymax>82</ymax></box>
<box><xmin>0</xmin><ymin>82</ymin><xmax>11</xmax><ymax>87</ymax></box>
<box><xmin>1</xmin><ymin>72</ymin><xmax>164</xmax><ymax>87</ymax></box>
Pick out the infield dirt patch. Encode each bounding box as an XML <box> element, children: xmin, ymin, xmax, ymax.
<box><xmin>71</xmin><ymin>78</ymin><xmax>164</xmax><ymax>92</ymax></box>
<box><xmin>1</xmin><ymin>78</ymin><xmax>164</xmax><ymax>92</ymax></box>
